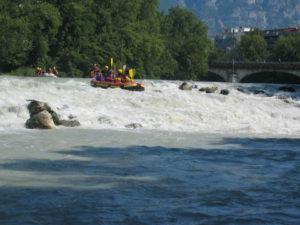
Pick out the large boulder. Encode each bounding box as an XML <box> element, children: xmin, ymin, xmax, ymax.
<box><xmin>179</xmin><ymin>82</ymin><xmax>193</xmax><ymax>91</ymax></box>
<box><xmin>25</xmin><ymin>110</ymin><xmax>55</xmax><ymax>129</ymax></box>
<box><xmin>26</xmin><ymin>100</ymin><xmax>60</xmax><ymax>124</ymax></box>
<box><xmin>25</xmin><ymin>100</ymin><xmax>80</xmax><ymax>129</ymax></box>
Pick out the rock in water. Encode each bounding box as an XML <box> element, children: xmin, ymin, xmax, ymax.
<box><xmin>220</xmin><ymin>89</ymin><xmax>229</xmax><ymax>95</ymax></box>
<box><xmin>125</xmin><ymin>123</ymin><xmax>143</xmax><ymax>129</ymax></box>
<box><xmin>237</xmin><ymin>88</ymin><xmax>246</xmax><ymax>93</ymax></box>
<box><xmin>25</xmin><ymin>100</ymin><xmax>80</xmax><ymax>129</ymax></box>
<box><xmin>25</xmin><ymin>111</ymin><xmax>55</xmax><ymax>129</ymax></box>
<box><xmin>98</xmin><ymin>116</ymin><xmax>113</xmax><ymax>125</ymax></box>
<box><xmin>179</xmin><ymin>82</ymin><xmax>193</xmax><ymax>90</ymax></box>
<box><xmin>27</xmin><ymin>100</ymin><xmax>48</xmax><ymax>116</ymax></box>
<box><xmin>253</xmin><ymin>90</ymin><xmax>266</xmax><ymax>95</ymax></box>
<box><xmin>199</xmin><ymin>87</ymin><xmax>218</xmax><ymax>93</ymax></box>
<box><xmin>59</xmin><ymin>120</ymin><xmax>80</xmax><ymax>127</ymax></box>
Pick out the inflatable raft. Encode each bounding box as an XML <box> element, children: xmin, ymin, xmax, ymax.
<box><xmin>37</xmin><ymin>73</ymin><xmax>58</xmax><ymax>78</ymax></box>
<box><xmin>90</xmin><ymin>79</ymin><xmax>145</xmax><ymax>91</ymax></box>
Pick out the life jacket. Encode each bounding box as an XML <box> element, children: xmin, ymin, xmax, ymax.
<box><xmin>129</xmin><ymin>69</ymin><xmax>135</xmax><ymax>79</ymax></box>
<box><xmin>96</xmin><ymin>74</ymin><xmax>101</xmax><ymax>81</ymax></box>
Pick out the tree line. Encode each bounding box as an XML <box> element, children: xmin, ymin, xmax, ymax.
<box><xmin>0</xmin><ymin>0</ymin><xmax>211</xmax><ymax>80</ymax></box>
<box><xmin>210</xmin><ymin>30</ymin><xmax>300</xmax><ymax>63</ymax></box>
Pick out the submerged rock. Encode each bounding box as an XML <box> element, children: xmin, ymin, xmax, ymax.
<box><xmin>179</xmin><ymin>82</ymin><xmax>193</xmax><ymax>91</ymax></box>
<box><xmin>8</xmin><ymin>106</ymin><xmax>21</xmax><ymax>113</ymax></box>
<box><xmin>68</xmin><ymin>114</ymin><xmax>76</xmax><ymax>120</ymax></box>
<box><xmin>278</xmin><ymin>86</ymin><xmax>296</xmax><ymax>93</ymax></box>
<box><xmin>253</xmin><ymin>90</ymin><xmax>266</xmax><ymax>95</ymax></box>
<box><xmin>59</xmin><ymin>119</ymin><xmax>80</xmax><ymax>127</ymax></box>
<box><xmin>125</xmin><ymin>123</ymin><xmax>143</xmax><ymax>129</ymax></box>
<box><xmin>237</xmin><ymin>88</ymin><xmax>246</xmax><ymax>93</ymax></box>
<box><xmin>98</xmin><ymin>116</ymin><xmax>113</xmax><ymax>125</ymax></box>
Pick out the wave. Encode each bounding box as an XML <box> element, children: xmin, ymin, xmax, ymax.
<box><xmin>0</xmin><ymin>75</ymin><xmax>300</xmax><ymax>135</ymax></box>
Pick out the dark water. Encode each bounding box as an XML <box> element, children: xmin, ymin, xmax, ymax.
<box><xmin>0</xmin><ymin>132</ymin><xmax>300</xmax><ymax>225</ymax></box>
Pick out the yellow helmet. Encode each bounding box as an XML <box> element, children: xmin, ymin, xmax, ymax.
<box><xmin>118</xmin><ymin>69</ymin><xmax>123</xmax><ymax>74</ymax></box>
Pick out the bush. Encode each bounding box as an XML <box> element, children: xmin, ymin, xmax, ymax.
<box><xmin>9</xmin><ymin>67</ymin><xmax>36</xmax><ymax>77</ymax></box>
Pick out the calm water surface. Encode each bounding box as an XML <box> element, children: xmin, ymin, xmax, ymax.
<box><xmin>0</xmin><ymin>130</ymin><xmax>299</xmax><ymax>225</ymax></box>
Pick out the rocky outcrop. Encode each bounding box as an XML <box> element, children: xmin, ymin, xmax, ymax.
<box><xmin>25</xmin><ymin>100</ymin><xmax>80</xmax><ymax>129</ymax></box>
<box><xmin>179</xmin><ymin>82</ymin><xmax>193</xmax><ymax>90</ymax></box>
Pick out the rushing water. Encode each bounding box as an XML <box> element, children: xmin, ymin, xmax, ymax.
<box><xmin>0</xmin><ymin>76</ymin><xmax>300</xmax><ymax>134</ymax></box>
<box><xmin>0</xmin><ymin>76</ymin><xmax>300</xmax><ymax>224</ymax></box>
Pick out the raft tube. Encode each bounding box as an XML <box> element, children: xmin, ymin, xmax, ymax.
<box><xmin>90</xmin><ymin>79</ymin><xmax>145</xmax><ymax>91</ymax></box>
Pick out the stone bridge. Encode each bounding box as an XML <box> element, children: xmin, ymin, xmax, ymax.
<box><xmin>208</xmin><ymin>61</ymin><xmax>300</xmax><ymax>82</ymax></box>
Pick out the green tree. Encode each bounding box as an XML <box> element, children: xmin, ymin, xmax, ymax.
<box><xmin>163</xmin><ymin>7</ymin><xmax>212</xmax><ymax>80</ymax></box>
<box><xmin>27</xmin><ymin>2</ymin><xmax>62</xmax><ymax>67</ymax></box>
<box><xmin>0</xmin><ymin>15</ymin><xmax>32</xmax><ymax>71</ymax></box>
<box><xmin>208</xmin><ymin>47</ymin><xmax>230</xmax><ymax>61</ymax></box>
<box><xmin>0</xmin><ymin>0</ymin><xmax>212</xmax><ymax>79</ymax></box>
<box><xmin>238</xmin><ymin>31</ymin><xmax>269</xmax><ymax>62</ymax></box>
<box><xmin>272</xmin><ymin>34</ymin><xmax>300</xmax><ymax>62</ymax></box>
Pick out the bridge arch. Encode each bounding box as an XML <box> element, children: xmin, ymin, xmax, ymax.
<box><xmin>209</xmin><ymin>61</ymin><xmax>300</xmax><ymax>82</ymax></box>
<box><xmin>239</xmin><ymin>70</ymin><xmax>300</xmax><ymax>84</ymax></box>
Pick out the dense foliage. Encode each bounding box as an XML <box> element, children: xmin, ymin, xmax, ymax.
<box><xmin>237</xmin><ymin>31</ymin><xmax>269</xmax><ymax>62</ymax></box>
<box><xmin>0</xmin><ymin>1</ymin><xmax>211</xmax><ymax>80</ymax></box>
<box><xmin>272</xmin><ymin>34</ymin><xmax>300</xmax><ymax>62</ymax></box>
<box><xmin>211</xmin><ymin>31</ymin><xmax>300</xmax><ymax>64</ymax></box>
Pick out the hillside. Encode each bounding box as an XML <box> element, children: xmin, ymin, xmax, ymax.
<box><xmin>160</xmin><ymin>0</ymin><xmax>300</xmax><ymax>34</ymax></box>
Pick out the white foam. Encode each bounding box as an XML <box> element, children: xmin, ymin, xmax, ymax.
<box><xmin>0</xmin><ymin>75</ymin><xmax>300</xmax><ymax>135</ymax></box>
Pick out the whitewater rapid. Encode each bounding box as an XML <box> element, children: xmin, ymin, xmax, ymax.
<box><xmin>0</xmin><ymin>75</ymin><xmax>300</xmax><ymax>135</ymax></box>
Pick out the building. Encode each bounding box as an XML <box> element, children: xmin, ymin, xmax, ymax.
<box><xmin>262</xmin><ymin>27</ymin><xmax>300</xmax><ymax>49</ymax></box>
<box><xmin>215</xmin><ymin>26</ymin><xmax>300</xmax><ymax>52</ymax></box>
<box><xmin>214</xmin><ymin>27</ymin><xmax>254</xmax><ymax>52</ymax></box>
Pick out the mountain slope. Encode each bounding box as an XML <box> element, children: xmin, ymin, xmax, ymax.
<box><xmin>160</xmin><ymin>0</ymin><xmax>300</xmax><ymax>34</ymax></box>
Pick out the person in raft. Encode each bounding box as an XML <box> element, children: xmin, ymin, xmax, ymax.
<box><xmin>90</xmin><ymin>64</ymin><xmax>100</xmax><ymax>78</ymax></box>
<box><xmin>36</xmin><ymin>67</ymin><xmax>44</xmax><ymax>76</ymax></box>
<box><xmin>52</xmin><ymin>66</ymin><xmax>59</xmax><ymax>76</ymax></box>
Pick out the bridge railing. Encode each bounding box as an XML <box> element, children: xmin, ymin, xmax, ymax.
<box><xmin>209</xmin><ymin>61</ymin><xmax>300</xmax><ymax>70</ymax></box>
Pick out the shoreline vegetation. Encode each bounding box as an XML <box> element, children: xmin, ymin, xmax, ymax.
<box><xmin>0</xmin><ymin>1</ymin><xmax>299</xmax><ymax>83</ymax></box>
<box><xmin>0</xmin><ymin>1</ymin><xmax>210</xmax><ymax>80</ymax></box>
